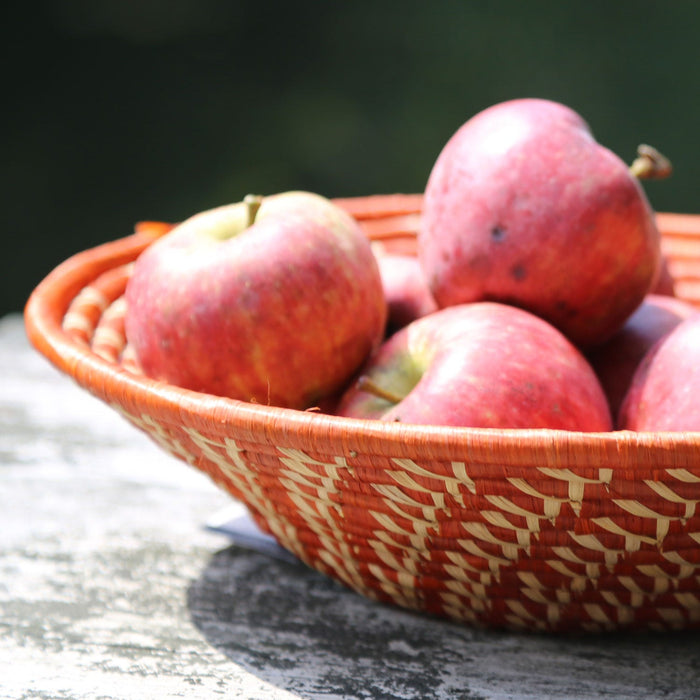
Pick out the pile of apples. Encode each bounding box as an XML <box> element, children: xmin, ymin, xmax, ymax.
<box><xmin>124</xmin><ymin>98</ymin><xmax>700</xmax><ymax>432</ymax></box>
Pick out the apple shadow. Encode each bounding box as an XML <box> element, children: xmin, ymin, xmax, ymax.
<box><xmin>187</xmin><ymin>545</ymin><xmax>700</xmax><ymax>700</ymax></box>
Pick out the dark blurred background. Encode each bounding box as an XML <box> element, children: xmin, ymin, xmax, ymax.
<box><xmin>4</xmin><ymin>1</ymin><xmax>700</xmax><ymax>317</ymax></box>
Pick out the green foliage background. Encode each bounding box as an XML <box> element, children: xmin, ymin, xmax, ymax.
<box><xmin>4</xmin><ymin>1</ymin><xmax>699</xmax><ymax>315</ymax></box>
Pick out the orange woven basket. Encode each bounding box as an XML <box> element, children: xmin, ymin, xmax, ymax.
<box><xmin>24</xmin><ymin>195</ymin><xmax>700</xmax><ymax>633</ymax></box>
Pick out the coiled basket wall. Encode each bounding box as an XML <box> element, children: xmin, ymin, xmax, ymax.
<box><xmin>24</xmin><ymin>195</ymin><xmax>700</xmax><ymax>633</ymax></box>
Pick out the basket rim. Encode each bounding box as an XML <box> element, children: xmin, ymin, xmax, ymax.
<box><xmin>23</xmin><ymin>195</ymin><xmax>700</xmax><ymax>464</ymax></box>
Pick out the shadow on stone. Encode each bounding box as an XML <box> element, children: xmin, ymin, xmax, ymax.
<box><xmin>186</xmin><ymin>545</ymin><xmax>496</xmax><ymax>699</ymax></box>
<box><xmin>187</xmin><ymin>545</ymin><xmax>700</xmax><ymax>700</ymax></box>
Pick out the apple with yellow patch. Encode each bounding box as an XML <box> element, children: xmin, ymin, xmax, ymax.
<box><xmin>125</xmin><ymin>191</ymin><xmax>387</xmax><ymax>409</ymax></box>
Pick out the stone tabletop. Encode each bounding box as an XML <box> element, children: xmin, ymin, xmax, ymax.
<box><xmin>2</xmin><ymin>311</ymin><xmax>700</xmax><ymax>699</ymax></box>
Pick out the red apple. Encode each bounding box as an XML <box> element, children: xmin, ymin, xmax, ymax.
<box><xmin>335</xmin><ymin>302</ymin><xmax>612</xmax><ymax>431</ymax></box>
<box><xmin>124</xmin><ymin>191</ymin><xmax>387</xmax><ymax>409</ymax></box>
<box><xmin>587</xmin><ymin>294</ymin><xmax>697</xmax><ymax>424</ymax></box>
<box><xmin>372</xmin><ymin>245</ymin><xmax>438</xmax><ymax>335</ymax></box>
<box><xmin>418</xmin><ymin>98</ymin><xmax>661</xmax><ymax>347</ymax></box>
<box><xmin>618</xmin><ymin>314</ymin><xmax>700</xmax><ymax>431</ymax></box>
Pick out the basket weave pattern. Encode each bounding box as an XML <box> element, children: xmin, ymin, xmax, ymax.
<box><xmin>25</xmin><ymin>196</ymin><xmax>700</xmax><ymax>632</ymax></box>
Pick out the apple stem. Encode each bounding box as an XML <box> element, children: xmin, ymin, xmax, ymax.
<box><xmin>629</xmin><ymin>144</ymin><xmax>673</xmax><ymax>180</ymax></box>
<box><xmin>356</xmin><ymin>375</ymin><xmax>404</xmax><ymax>404</ymax></box>
<box><xmin>244</xmin><ymin>194</ymin><xmax>264</xmax><ymax>227</ymax></box>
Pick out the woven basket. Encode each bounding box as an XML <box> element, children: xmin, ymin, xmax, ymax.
<box><xmin>24</xmin><ymin>195</ymin><xmax>700</xmax><ymax>633</ymax></box>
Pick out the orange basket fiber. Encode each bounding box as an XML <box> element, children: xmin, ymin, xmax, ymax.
<box><xmin>24</xmin><ymin>195</ymin><xmax>700</xmax><ymax>633</ymax></box>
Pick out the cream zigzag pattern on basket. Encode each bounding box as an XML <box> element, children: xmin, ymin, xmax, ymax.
<box><xmin>110</xmin><ymin>403</ymin><xmax>199</xmax><ymax>466</ymax></box>
<box><xmin>91</xmin><ymin>297</ymin><xmax>128</xmax><ymax>362</ymax></box>
<box><xmin>377</xmin><ymin>457</ymin><xmax>700</xmax><ymax>627</ymax></box>
<box><xmin>182</xmin><ymin>430</ymin><xmax>316</xmax><ymax>564</ymax></box>
<box><xmin>275</xmin><ymin>446</ymin><xmax>375</xmax><ymax>595</ymax></box>
<box><xmin>536</xmin><ymin>466</ymin><xmax>613</xmax><ymax>515</ymax></box>
<box><xmin>103</xmin><ymin>408</ymin><xmax>700</xmax><ymax>628</ymax></box>
<box><xmin>368</xmin><ymin>457</ymin><xmax>562</xmax><ymax>617</ymax></box>
<box><xmin>62</xmin><ymin>284</ymin><xmax>111</xmax><ymax>344</ymax></box>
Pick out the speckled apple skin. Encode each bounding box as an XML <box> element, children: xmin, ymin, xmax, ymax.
<box><xmin>336</xmin><ymin>302</ymin><xmax>612</xmax><ymax>431</ymax></box>
<box><xmin>419</xmin><ymin>98</ymin><xmax>661</xmax><ymax>348</ymax></box>
<box><xmin>125</xmin><ymin>192</ymin><xmax>387</xmax><ymax>409</ymax></box>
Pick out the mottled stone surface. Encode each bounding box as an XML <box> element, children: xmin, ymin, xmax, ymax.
<box><xmin>3</xmin><ymin>313</ymin><xmax>700</xmax><ymax>699</ymax></box>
